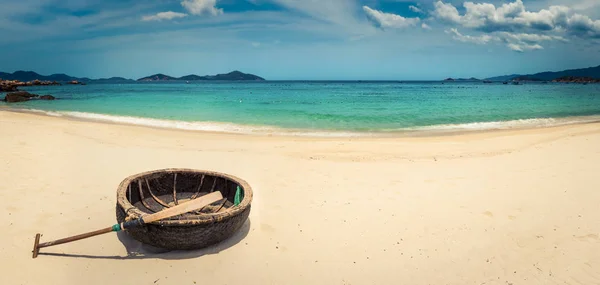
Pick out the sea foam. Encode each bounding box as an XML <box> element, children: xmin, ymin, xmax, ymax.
<box><xmin>11</xmin><ymin>108</ymin><xmax>600</xmax><ymax>137</ymax></box>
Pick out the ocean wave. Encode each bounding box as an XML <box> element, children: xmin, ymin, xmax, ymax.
<box><xmin>405</xmin><ymin>116</ymin><xmax>600</xmax><ymax>132</ymax></box>
<box><xmin>17</xmin><ymin>109</ymin><xmax>369</xmax><ymax>137</ymax></box>
<box><xmin>8</xmin><ymin>108</ymin><xmax>600</xmax><ymax>137</ymax></box>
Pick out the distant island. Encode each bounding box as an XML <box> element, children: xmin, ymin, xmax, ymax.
<box><xmin>0</xmin><ymin>70</ymin><xmax>265</xmax><ymax>85</ymax></box>
<box><xmin>444</xmin><ymin>77</ymin><xmax>481</xmax><ymax>82</ymax></box>
<box><xmin>484</xmin><ymin>65</ymin><xmax>600</xmax><ymax>83</ymax></box>
<box><xmin>137</xmin><ymin>71</ymin><xmax>265</xmax><ymax>81</ymax></box>
<box><xmin>0</xmin><ymin>70</ymin><xmax>266</xmax><ymax>96</ymax></box>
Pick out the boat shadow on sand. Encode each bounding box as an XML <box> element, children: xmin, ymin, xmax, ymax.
<box><xmin>38</xmin><ymin>219</ymin><xmax>251</xmax><ymax>260</ymax></box>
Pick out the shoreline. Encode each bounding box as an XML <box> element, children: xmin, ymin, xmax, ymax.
<box><xmin>2</xmin><ymin>106</ymin><xmax>600</xmax><ymax>139</ymax></box>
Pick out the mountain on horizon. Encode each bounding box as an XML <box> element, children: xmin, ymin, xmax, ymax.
<box><xmin>485</xmin><ymin>65</ymin><xmax>600</xmax><ymax>81</ymax></box>
<box><xmin>0</xmin><ymin>71</ymin><xmax>128</xmax><ymax>83</ymax></box>
<box><xmin>136</xmin><ymin>70</ymin><xmax>265</xmax><ymax>81</ymax></box>
<box><xmin>1</xmin><ymin>70</ymin><xmax>265</xmax><ymax>83</ymax></box>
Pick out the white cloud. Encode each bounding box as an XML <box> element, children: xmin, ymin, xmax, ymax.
<box><xmin>409</xmin><ymin>5</ymin><xmax>422</xmax><ymax>13</ymax></box>
<box><xmin>142</xmin><ymin>11</ymin><xmax>188</xmax><ymax>22</ymax></box>
<box><xmin>507</xmin><ymin>43</ymin><xmax>543</xmax><ymax>52</ymax></box>
<box><xmin>498</xmin><ymin>32</ymin><xmax>567</xmax><ymax>43</ymax></box>
<box><xmin>498</xmin><ymin>32</ymin><xmax>566</xmax><ymax>52</ymax></box>
<box><xmin>181</xmin><ymin>0</ymin><xmax>223</xmax><ymax>16</ymax></box>
<box><xmin>271</xmin><ymin>0</ymin><xmax>361</xmax><ymax>26</ymax></box>
<box><xmin>445</xmin><ymin>28</ymin><xmax>493</xmax><ymax>44</ymax></box>
<box><xmin>264</xmin><ymin>0</ymin><xmax>376</xmax><ymax>37</ymax></box>
<box><xmin>363</xmin><ymin>6</ymin><xmax>421</xmax><ymax>29</ymax></box>
<box><xmin>567</xmin><ymin>14</ymin><xmax>600</xmax><ymax>38</ymax></box>
<box><xmin>434</xmin><ymin>1</ymin><xmax>462</xmax><ymax>24</ymax></box>
<box><xmin>421</xmin><ymin>23</ymin><xmax>431</xmax><ymax>30</ymax></box>
<box><xmin>433</xmin><ymin>0</ymin><xmax>571</xmax><ymax>33</ymax></box>
<box><xmin>434</xmin><ymin>0</ymin><xmax>600</xmax><ymax>51</ymax></box>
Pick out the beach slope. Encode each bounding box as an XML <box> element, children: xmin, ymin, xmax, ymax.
<box><xmin>1</xmin><ymin>110</ymin><xmax>599</xmax><ymax>285</ymax></box>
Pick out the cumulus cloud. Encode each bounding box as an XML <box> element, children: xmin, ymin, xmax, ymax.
<box><xmin>434</xmin><ymin>0</ymin><xmax>600</xmax><ymax>51</ymax></box>
<box><xmin>434</xmin><ymin>1</ymin><xmax>463</xmax><ymax>24</ymax></box>
<box><xmin>181</xmin><ymin>0</ymin><xmax>223</xmax><ymax>16</ymax></box>
<box><xmin>433</xmin><ymin>0</ymin><xmax>570</xmax><ymax>33</ymax></box>
<box><xmin>422</xmin><ymin>23</ymin><xmax>431</xmax><ymax>30</ymax></box>
<box><xmin>142</xmin><ymin>11</ymin><xmax>187</xmax><ymax>21</ymax></box>
<box><xmin>363</xmin><ymin>6</ymin><xmax>421</xmax><ymax>29</ymax></box>
<box><xmin>445</xmin><ymin>28</ymin><xmax>493</xmax><ymax>44</ymax></box>
<box><xmin>142</xmin><ymin>0</ymin><xmax>222</xmax><ymax>22</ymax></box>
<box><xmin>567</xmin><ymin>14</ymin><xmax>600</xmax><ymax>38</ymax></box>
<box><xmin>409</xmin><ymin>5</ymin><xmax>422</xmax><ymax>13</ymax></box>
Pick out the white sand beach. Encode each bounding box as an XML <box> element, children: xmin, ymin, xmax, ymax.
<box><xmin>1</xmin><ymin>109</ymin><xmax>599</xmax><ymax>285</ymax></box>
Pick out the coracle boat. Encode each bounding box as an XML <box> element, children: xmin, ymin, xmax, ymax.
<box><xmin>116</xmin><ymin>168</ymin><xmax>252</xmax><ymax>250</ymax></box>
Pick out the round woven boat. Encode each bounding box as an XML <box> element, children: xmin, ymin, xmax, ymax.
<box><xmin>116</xmin><ymin>168</ymin><xmax>252</xmax><ymax>250</ymax></box>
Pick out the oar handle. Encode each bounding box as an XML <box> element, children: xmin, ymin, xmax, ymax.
<box><xmin>36</xmin><ymin>218</ymin><xmax>146</xmax><ymax>249</ymax></box>
<box><xmin>37</xmin><ymin>226</ymin><xmax>115</xmax><ymax>249</ymax></box>
<box><xmin>32</xmin><ymin>192</ymin><xmax>222</xmax><ymax>258</ymax></box>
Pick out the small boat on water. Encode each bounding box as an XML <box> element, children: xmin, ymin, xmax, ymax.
<box><xmin>512</xmin><ymin>81</ymin><xmax>520</xmax><ymax>85</ymax></box>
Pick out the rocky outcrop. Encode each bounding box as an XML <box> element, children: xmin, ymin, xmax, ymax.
<box><xmin>3</xmin><ymin>91</ymin><xmax>58</xmax><ymax>102</ymax></box>
<box><xmin>4</xmin><ymin>91</ymin><xmax>38</xmax><ymax>103</ymax></box>
<box><xmin>39</xmin><ymin>95</ymin><xmax>56</xmax><ymax>100</ymax></box>
<box><xmin>0</xmin><ymin>84</ymin><xmax>18</xmax><ymax>92</ymax></box>
<box><xmin>1</xmin><ymin>79</ymin><xmax>61</xmax><ymax>93</ymax></box>
<box><xmin>7</xmin><ymin>91</ymin><xmax>38</xmax><ymax>98</ymax></box>
<box><xmin>4</xmin><ymin>94</ymin><xmax>30</xmax><ymax>102</ymax></box>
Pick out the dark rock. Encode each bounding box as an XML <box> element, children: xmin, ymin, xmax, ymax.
<box><xmin>3</xmin><ymin>91</ymin><xmax>39</xmax><ymax>103</ymax></box>
<box><xmin>5</xmin><ymin>94</ymin><xmax>29</xmax><ymax>102</ymax></box>
<box><xmin>0</xmin><ymin>84</ymin><xmax>18</xmax><ymax>92</ymax></box>
<box><xmin>8</xmin><ymin>91</ymin><xmax>38</xmax><ymax>98</ymax></box>
<box><xmin>39</xmin><ymin>95</ymin><xmax>56</xmax><ymax>100</ymax></box>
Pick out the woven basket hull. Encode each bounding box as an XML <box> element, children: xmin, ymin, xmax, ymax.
<box><xmin>115</xmin><ymin>168</ymin><xmax>252</xmax><ymax>250</ymax></box>
<box><xmin>116</xmin><ymin>204</ymin><xmax>250</xmax><ymax>250</ymax></box>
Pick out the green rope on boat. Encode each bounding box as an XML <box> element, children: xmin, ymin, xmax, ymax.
<box><xmin>111</xmin><ymin>224</ymin><xmax>122</xmax><ymax>232</ymax></box>
<box><xmin>234</xmin><ymin>186</ymin><xmax>243</xmax><ymax>206</ymax></box>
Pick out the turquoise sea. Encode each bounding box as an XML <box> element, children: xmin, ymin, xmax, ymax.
<box><xmin>2</xmin><ymin>82</ymin><xmax>600</xmax><ymax>136</ymax></box>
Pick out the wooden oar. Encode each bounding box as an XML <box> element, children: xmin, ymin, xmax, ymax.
<box><xmin>32</xmin><ymin>191</ymin><xmax>223</xmax><ymax>258</ymax></box>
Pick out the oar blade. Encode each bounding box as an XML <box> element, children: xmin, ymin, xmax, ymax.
<box><xmin>142</xmin><ymin>191</ymin><xmax>224</xmax><ymax>224</ymax></box>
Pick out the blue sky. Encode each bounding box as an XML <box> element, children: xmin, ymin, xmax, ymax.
<box><xmin>1</xmin><ymin>0</ymin><xmax>599</xmax><ymax>80</ymax></box>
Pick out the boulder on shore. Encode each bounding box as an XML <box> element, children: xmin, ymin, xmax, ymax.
<box><xmin>4</xmin><ymin>91</ymin><xmax>39</xmax><ymax>103</ymax></box>
<box><xmin>8</xmin><ymin>91</ymin><xmax>38</xmax><ymax>98</ymax></box>
<box><xmin>39</xmin><ymin>95</ymin><xmax>56</xmax><ymax>100</ymax></box>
